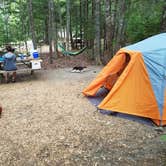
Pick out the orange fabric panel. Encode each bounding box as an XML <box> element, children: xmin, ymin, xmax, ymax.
<box><xmin>104</xmin><ymin>73</ymin><xmax>119</xmax><ymax>90</ymax></box>
<box><xmin>161</xmin><ymin>121</ymin><xmax>166</xmax><ymax>126</ymax></box>
<box><xmin>152</xmin><ymin>119</ymin><xmax>160</xmax><ymax>126</ymax></box>
<box><xmin>151</xmin><ymin>119</ymin><xmax>160</xmax><ymax>126</ymax></box>
<box><xmin>98</xmin><ymin>50</ymin><xmax>160</xmax><ymax>120</ymax></box>
<box><xmin>82</xmin><ymin>52</ymin><xmax>126</xmax><ymax>96</ymax></box>
<box><xmin>152</xmin><ymin>119</ymin><xmax>166</xmax><ymax>126</ymax></box>
<box><xmin>162</xmin><ymin>89</ymin><xmax>166</xmax><ymax>122</ymax></box>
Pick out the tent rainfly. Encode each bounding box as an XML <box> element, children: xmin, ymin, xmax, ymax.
<box><xmin>83</xmin><ymin>33</ymin><xmax>166</xmax><ymax>126</ymax></box>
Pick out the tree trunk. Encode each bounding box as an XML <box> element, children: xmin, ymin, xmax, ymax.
<box><xmin>28</xmin><ymin>0</ymin><xmax>37</xmax><ymax>49</ymax></box>
<box><xmin>79</xmin><ymin>0</ymin><xmax>83</xmax><ymax>49</ymax></box>
<box><xmin>66</xmin><ymin>0</ymin><xmax>71</xmax><ymax>52</ymax></box>
<box><xmin>94</xmin><ymin>0</ymin><xmax>102</xmax><ymax>65</ymax></box>
<box><xmin>88</xmin><ymin>0</ymin><xmax>95</xmax><ymax>60</ymax></box>
<box><xmin>44</xmin><ymin>18</ymin><xmax>49</xmax><ymax>44</ymax></box>
<box><xmin>19</xmin><ymin>0</ymin><xmax>28</xmax><ymax>53</ymax></box>
<box><xmin>105</xmin><ymin>0</ymin><xmax>111</xmax><ymax>50</ymax></box>
<box><xmin>69</xmin><ymin>3</ymin><xmax>74</xmax><ymax>50</ymax></box>
<box><xmin>75</xmin><ymin>5</ymin><xmax>79</xmax><ymax>49</ymax></box>
<box><xmin>112</xmin><ymin>0</ymin><xmax>127</xmax><ymax>53</ymax></box>
<box><xmin>48</xmin><ymin>0</ymin><xmax>55</xmax><ymax>63</ymax></box>
<box><xmin>103</xmin><ymin>0</ymin><xmax>113</xmax><ymax>64</ymax></box>
<box><xmin>51</xmin><ymin>0</ymin><xmax>57</xmax><ymax>59</ymax></box>
<box><xmin>115</xmin><ymin>0</ymin><xmax>127</xmax><ymax>51</ymax></box>
<box><xmin>160</xmin><ymin>2</ymin><xmax>166</xmax><ymax>32</ymax></box>
<box><xmin>83</xmin><ymin>0</ymin><xmax>88</xmax><ymax>47</ymax></box>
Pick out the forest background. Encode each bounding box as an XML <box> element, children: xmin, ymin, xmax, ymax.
<box><xmin>0</xmin><ymin>0</ymin><xmax>165</xmax><ymax>65</ymax></box>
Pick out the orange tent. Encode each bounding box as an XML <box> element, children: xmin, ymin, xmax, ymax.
<box><xmin>83</xmin><ymin>33</ymin><xmax>166</xmax><ymax>126</ymax></box>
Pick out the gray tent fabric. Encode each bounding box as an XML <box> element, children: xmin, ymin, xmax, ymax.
<box><xmin>87</xmin><ymin>87</ymin><xmax>155</xmax><ymax>126</ymax></box>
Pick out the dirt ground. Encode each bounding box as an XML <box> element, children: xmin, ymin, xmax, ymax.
<box><xmin>0</xmin><ymin>54</ymin><xmax>166</xmax><ymax>166</ymax></box>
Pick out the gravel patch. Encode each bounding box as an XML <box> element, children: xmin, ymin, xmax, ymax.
<box><xmin>0</xmin><ymin>66</ymin><xmax>166</xmax><ymax>166</ymax></box>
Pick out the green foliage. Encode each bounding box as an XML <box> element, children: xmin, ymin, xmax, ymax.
<box><xmin>126</xmin><ymin>0</ymin><xmax>164</xmax><ymax>43</ymax></box>
<box><xmin>160</xmin><ymin>135</ymin><xmax>166</xmax><ymax>141</ymax></box>
<box><xmin>0</xmin><ymin>0</ymin><xmax>165</xmax><ymax>48</ymax></box>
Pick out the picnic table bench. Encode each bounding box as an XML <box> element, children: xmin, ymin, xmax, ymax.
<box><xmin>0</xmin><ymin>58</ymin><xmax>42</xmax><ymax>82</ymax></box>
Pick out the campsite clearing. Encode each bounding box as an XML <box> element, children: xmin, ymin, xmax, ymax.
<box><xmin>0</xmin><ymin>67</ymin><xmax>166</xmax><ymax>165</ymax></box>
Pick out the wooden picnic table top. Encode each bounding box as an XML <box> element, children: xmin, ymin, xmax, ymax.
<box><xmin>0</xmin><ymin>57</ymin><xmax>42</xmax><ymax>64</ymax></box>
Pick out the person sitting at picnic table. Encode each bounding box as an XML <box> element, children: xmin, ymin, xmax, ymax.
<box><xmin>2</xmin><ymin>45</ymin><xmax>17</xmax><ymax>83</ymax></box>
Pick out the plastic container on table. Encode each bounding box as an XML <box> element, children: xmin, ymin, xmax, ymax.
<box><xmin>0</xmin><ymin>57</ymin><xmax>4</xmax><ymax>61</ymax></box>
<box><xmin>32</xmin><ymin>51</ymin><xmax>39</xmax><ymax>59</ymax></box>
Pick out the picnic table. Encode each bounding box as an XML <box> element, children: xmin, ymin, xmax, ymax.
<box><xmin>0</xmin><ymin>57</ymin><xmax>42</xmax><ymax>82</ymax></box>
